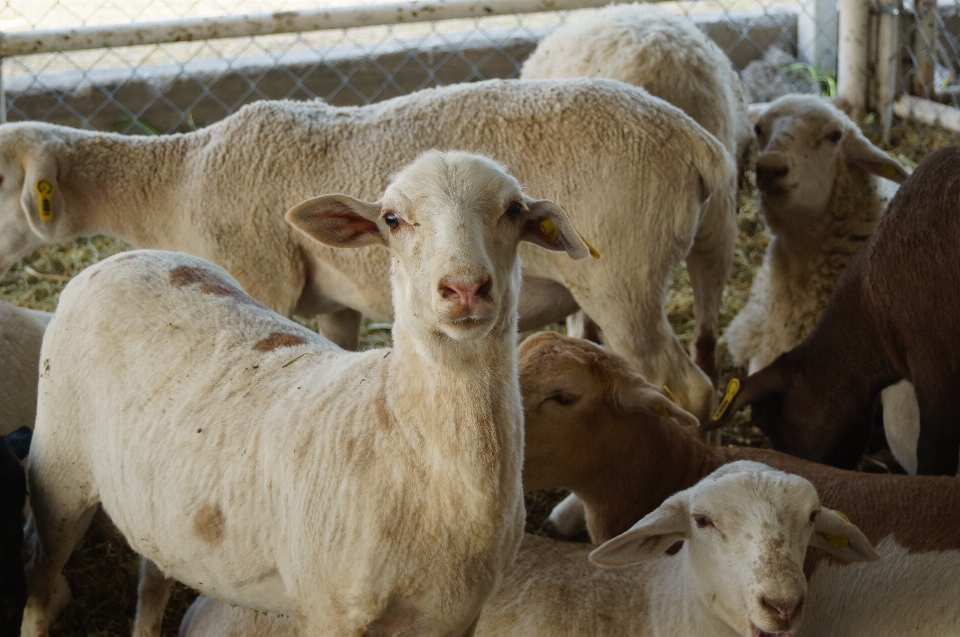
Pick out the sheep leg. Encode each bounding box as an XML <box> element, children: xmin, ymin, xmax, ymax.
<box><xmin>685</xmin><ymin>187</ymin><xmax>737</xmax><ymax>386</ymax></box>
<box><xmin>565</xmin><ymin>311</ymin><xmax>602</xmax><ymax>343</ymax></box>
<box><xmin>132</xmin><ymin>557</ymin><xmax>175</xmax><ymax>637</ymax></box>
<box><xmin>517</xmin><ymin>275</ymin><xmax>580</xmax><ymax>332</ymax></box>
<box><xmin>913</xmin><ymin>377</ymin><xmax>960</xmax><ymax>476</ymax></box>
<box><xmin>317</xmin><ymin>308</ymin><xmax>363</xmax><ymax>351</ymax></box>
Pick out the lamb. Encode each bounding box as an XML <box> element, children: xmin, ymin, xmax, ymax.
<box><xmin>179</xmin><ymin>462</ymin><xmax>881</xmax><ymax>637</ymax></box>
<box><xmin>716</xmin><ymin>145</ymin><xmax>960</xmax><ymax>475</ymax></box>
<box><xmin>520</xmin><ymin>3</ymin><xmax>752</xmax><ymax>380</ymax></box>
<box><xmin>725</xmin><ymin>94</ymin><xmax>909</xmax><ymax>374</ymax></box>
<box><xmin>20</xmin><ymin>151</ymin><xmax>590</xmax><ymax>637</ymax></box>
<box><xmin>0</xmin><ymin>78</ymin><xmax>734</xmax><ymax>423</ymax></box>
<box><xmin>723</xmin><ymin>95</ymin><xmax>922</xmax><ymax>474</ymax></box>
<box><xmin>0</xmin><ymin>302</ymin><xmax>52</xmax><ymax>436</ymax></box>
<box><xmin>519</xmin><ymin>333</ymin><xmax>960</xmax><ymax>636</ymax></box>
<box><xmin>1</xmin><ymin>426</ymin><xmax>31</xmax><ymax>637</ymax></box>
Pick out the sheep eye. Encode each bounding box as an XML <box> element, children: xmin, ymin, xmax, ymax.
<box><xmin>694</xmin><ymin>515</ymin><xmax>714</xmax><ymax>529</ymax></box>
<box><xmin>809</xmin><ymin>510</ymin><xmax>819</xmax><ymax>523</ymax></box>
<box><xmin>547</xmin><ymin>391</ymin><xmax>579</xmax><ymax>406</ymax></box>
<box><xmin>384</xmin><ymin>212</ymin><xmax>400</xmax><ymax>230</ymax></box>
<box><xmin>506</xmin><ymin>201</ymin><xmax>523</xmax><ymax>220</ymax></box>
<box><xmin>826</xmin><ymin>130</ymin><xmax>842</xmax><ymax>143</ymax></box>
<box><xmin>754</xmin><ymin>123</ymin><xmax>763</xmax><ymax>137</ymax></box>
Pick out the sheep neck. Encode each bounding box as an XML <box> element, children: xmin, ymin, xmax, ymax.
<box><xmin>581</xmin><ymin>418</ymin><xmax>711</xmax><ymax>543</ymax></box>
<box><xmin>60</xmin><ymin>129</ymin><xmax>196</xmax><ymax>248</ymax></box>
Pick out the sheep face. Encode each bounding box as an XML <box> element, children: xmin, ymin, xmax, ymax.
<box><xmin>752</xmin><ymin>95</ymin><xmax>908</xmax><ymax>234</ymax></box>
<box><xmin>591</xmin><ymin>461</ymin><xmax>878</xmax><ymax>637</ymax></box>
<box><xmin>0</xmin><ymin>124</ymin><xmax>66</xmax><ymax>276</ymax></box>
<box><xmin>518</xmin><ymin>332</ymin><xmax>698</xmax><ymax>491</ymax></box>
<box><xmin>287</xmin><ymin>151</ymin><xmax>589</xmax><ymax>343</ymax></box>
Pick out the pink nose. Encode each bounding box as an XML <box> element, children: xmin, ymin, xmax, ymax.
<box><xmin>440</xmin><ymin>276</ymin><xmax>491</xmax><ymax>308</ymax></box>
<box><xmin>762</xmin><ymin>597</ymin><xmax>801</xmax><ymax>622</ymax></box>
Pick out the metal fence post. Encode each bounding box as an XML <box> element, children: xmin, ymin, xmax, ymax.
<box><xmin>798</xmin><ymin>0</ymin><xmax>839</xmax><ymax>76</ymax></box>
<box><xmin>838</xmin><ymin>0</ymin><xmax>870</xmax><ymax>120</ymax></box>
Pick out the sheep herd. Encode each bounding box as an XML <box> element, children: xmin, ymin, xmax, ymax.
<box><xmin>1</xmin><ymin>4</ymin><xmax>958</xmax><ymax>636</ymax></box>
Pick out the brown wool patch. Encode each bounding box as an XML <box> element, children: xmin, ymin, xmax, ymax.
<box><xmin>253</xmin><ymin>331</ymin><xmax>308</xmax><ymax>352</ymax></box>
<box><xmin>192</xmin><ymin>504</ymin><xmax>226</xmax><ymax>544</ymax></box>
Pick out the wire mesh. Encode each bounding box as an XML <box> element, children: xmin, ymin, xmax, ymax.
<box><xmin>4</xmin><ymin>0</ymin><xmax>827</xmax><ymax>135</ymax></box>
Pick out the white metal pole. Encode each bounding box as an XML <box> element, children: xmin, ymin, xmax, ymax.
<box><xmin>838</xmin><ymin>0</ymin><xmax>870</xmax><ymax>121</ymax></box>
<box><xmin>912</xmin><ymin>0</ymin><xmax>937</xmax><ymax>96</ymax></box>
<box><xmin>797</xmin><ymin>0</ymin><xmax>839</xmax><ymax>76</ymax></box>
<box><xmin>1</xmin><ymin>0</ymin><xmax>632</xmax><ymax>57</ymax></box>
<box><xmin>875</xmin><ymin>0</ymin><xmax>901</xmax><ymax>143</ymax></box>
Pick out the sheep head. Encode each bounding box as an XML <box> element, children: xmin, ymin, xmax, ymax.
<box><xmin>287</xmin><ymin>151</ymin><xmax>589</xmax><ymax>345</ymax></box>
<box><xmin>590</xmin><ymin>461</ymin><xmax>878</xmax><ymax>637</ymax></box>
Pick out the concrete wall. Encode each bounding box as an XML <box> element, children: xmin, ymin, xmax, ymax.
<box><xmin>5</xmin><ymin>9</ymin><xmax>797</xmax><ymax>133</ymax></box>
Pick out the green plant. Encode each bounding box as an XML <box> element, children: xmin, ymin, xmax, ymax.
<box><xmin>781</xmin><ymin>62</ymin><xmax>838</xmax><ymax>98</ymax></box>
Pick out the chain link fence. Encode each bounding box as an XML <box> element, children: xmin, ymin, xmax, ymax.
<box><xmin>3</xmin><ymin>0</ymin><xmax>840</xmax><ymax>136</ymax></box>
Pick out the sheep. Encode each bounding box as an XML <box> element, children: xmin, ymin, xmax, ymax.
<box><xmin>179</xmin><ymin>462</ymin><xmax>881</xmax><ymax>637</ymax></box>
<box><xmin>20</xmin><ymin>151</ymin><xmax>590</xmax><ymax>637</ymax></box>
<box><xmin>1</xmin><ymin>426</ymin><xmax>31</xmax><ymax>637</ymax></box>
<box><xmin>0</xmin><ymin>302</ymin><xmax>52</xmax><ymax>436</ymax></box>
<box><xmin>716</xmin><ymin>144</ymin><xmax>960</xmax><ymax>475</ymax></box>
<box><xmin>0</xmin><ymin>78</ymin><xmax>734</xmax><ymax>424</ymax></box>
<box><xmin>725</xmin><ymin>94</ymin><xmax>909</xmax><ymax>374</ymax></box>
<box><xmin>724</xmin><ymin>95</ymin><xmax>921</xmax><ymax>475</ymax></box>
<box><xmin>519</xmin><ymin>3</ymin><xmax>752</xmax><ymax>381</ymax></box>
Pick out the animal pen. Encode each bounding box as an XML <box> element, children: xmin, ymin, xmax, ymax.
<box><xmin>2</xmin><ymin>0</ymin><xmax>960</xmax><ymax>635</ymax></box>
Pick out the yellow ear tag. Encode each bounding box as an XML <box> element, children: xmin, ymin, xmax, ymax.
<box><xmin>35</xmin><ymin>179</ymin><xmax>54</xmax><ymax>223</ymax></box>
<box><xmin>880</xmin><ymin>164</ymin><xmax>897</xmax><ymax>179</ymax></box>
<box><xmin>661</xmin><ymin>385</ymin><xmax>676</xmax><ymax>403</ymax></box>
<box><xmin>711</xmin><ymin>378</ymin><xmax>741</xmax><ymax>422</ymax></box>
<box><xmin>539</xmin><ymin>217</ymin><xmax>560</xmax><ymax>242</ymax></box>
<box><xmin>825</xmin><ymin>510</ymin><xmax>850</xmax><ymax>549</ymax></box>
<box><xmin>576</xmin><ymin>231</ymin><xmax>601</xmax><ymax>259</ymax></box>
<box><xmin>653</xmin><ymin>404</ymin><xmax>671</xmax><ymax>418</ymax></box>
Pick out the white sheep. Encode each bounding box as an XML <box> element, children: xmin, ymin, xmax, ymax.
<box><xmin>520</xmin><ymin>3</ymin><xmax>752</xmax><ymax>380</ymax></box>
<box><xmin>178</xmin><ymin>462</ymin><xmax>880</xmax><ymax>637</ymax></box>
<box><xmin>0</xmin><ymin>78</ymin><xmax>734</xmax><ymax>424</ymax></box>
<box><xmin>21</xmin><ymin>151</ymin><xmax>590</xmax><ymax>637</ymax></box>
<box><xmin>723</xmin><ymin>95</ymin><xmax>923</xmax><ymax>473</ymax></box>
<box><xmin>0</xmin><ymin>302</ymin><xmax>51</xmax><ymax>435</ymax></box>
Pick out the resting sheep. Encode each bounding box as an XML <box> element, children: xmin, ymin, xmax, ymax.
<box><xmin>718</xmin><ymin>145</ymin><xmax>960</xmax><ymax>475</ymax></box>
<box><xmin>520</xmin><ymin>3</ymin><xmax>751</xmax><ymax>380</ymax></box>
<box><xmin>21</xmin><ymin>151</ymin><xmax>589</xmax><ymax>636</ymax></box>
<box><xmin>0</xmin><ymin>78</ymin><xmax>733</xmax><ymax>423</ymax></box>
<box><xmin>521</xmin><ymin>333</ymin><xmax>960</xmax><ymax>636</ymax></box>
<box><xmin>180</xmin><ymin>462</ymin><xmax>880</xmax><ymax>637</ymax></box>
<box><xmin>1</xmin><ymin>426</ymin><xmax>31</xmax><ymax>637</ymax></box>
<box><xmin>0</xmin><ymin>302</ymin><xmax>52</xmax><ymax>436</ymax></box>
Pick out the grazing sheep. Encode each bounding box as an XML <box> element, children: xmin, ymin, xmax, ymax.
<box><xmin>179</xmin><ymin>462</ymin><xmax>881</xmax><ymax>637</ymax></box>
<box><xmin>1</xmin><ymin>426</ymin><xmax>31</xmax><ymax>637</ymax></box>
<box><xmin>21</xmin><ymin>151</ymin><xmax>589</xmax><ymax>637</ymax></box>
<box><xmin>0</xmin><ymin>78</ymin><xmax>733</xmax><ymax>423</ymax></box>
<box><xmin>725</xmin><ymin>94</ymin><xmax>909</xmax><ymax>374</ymax></box>
<box><xmin>0</xmin><ymin>302</ymin><xmax>52</xmax><ymax>435</ymax></box>
<box><xmin>717</xmin><ymin>145</ymin><xmax>960</xmax><ymax>475</ymax></box>
<box><xmin>520</xmin><ymin>3</ymin><xmax>752</xmax><ymax>380</ymax></box>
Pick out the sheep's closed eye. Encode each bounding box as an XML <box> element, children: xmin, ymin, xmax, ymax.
<box><xmin>825</xmin><ymin>130</ymin><xmax>842</xmax><ymax>143</ymax></box>
<box><xmin>694</xmin><ymin>515</ymin><xmax>714</xmax><ymax>529</ymax></box>
<box><xmin>506</xmin><ymin>201</ymin><xmax>523</xmax><ymax>220</ymax></box>
<box><xmin>546</xmin><ymin>391</ymin><xmax>580</xmax><ymax>406</ymax></box>
<box><xmin>754</xmin><ymin>124</ymin><xmax>763</xmax><ymax>137</ymax></box>
<box><xmin>809</xmin><ymin>510</ymin><xmax>819</xmax><ymax>523</ymax></box>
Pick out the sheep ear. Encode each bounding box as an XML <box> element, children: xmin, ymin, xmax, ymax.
<box><xmin>520</xmin><ymin>198</ymin><xmax>591</xmax><ymax>261</ymax></box>
<box><xmin>810</xmin><ymin>509</ymin><xmax>880</xmax><ymax>562</ymax></box>
<box><xmin>286</xmin><ymin>195</ymin><xmax>387</xmax><ymax>249</ymax></box>
<box><xmin>590</xmin><ymin>496</ymin><xmax>690</xmax><ymax>567</ymax></box>
<box><xmin>617</xmin><ymin>383</ymin><xmax>700</xmax><ymax>428</ymax></box>
<box><xmin>842</xmin><ymin>134</ymin><xmax>910</xmax><ymax>185</ymax></box>
<box><xmin>703</xmin><ymin>362</ymin><xmax>791</xmax><ymax>432</ymax></box>
<box><xmin>20</xmin><ymin>150</ymin><xmax>64</xmax><ymax>240</ymax></box>
<box><xmin>748</xmin><ymin>102</ymin><xmax>768</xmax><ymax>126</ymax></box>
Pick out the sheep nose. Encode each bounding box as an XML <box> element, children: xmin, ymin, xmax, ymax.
<box><xmin>761</xmin><ymin>596</ymin><xmax>802</xmax><ymax>622</ymax></box>
<box><xmin>440</xmin><ymin>275</ymin><xmax>491</xmax><ymax>308</ymax></box>
<box><xmin>755</xmin><ymin>155</ymin><xmax>791</xmax><ymax>191</ymax></box>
